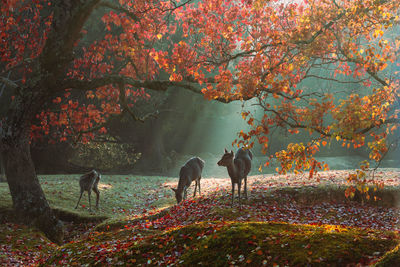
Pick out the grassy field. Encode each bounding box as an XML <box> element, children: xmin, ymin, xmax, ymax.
<box><xmin>1</xmin><ymin>170</ymin><xmax>400</xmax><ymax>266</ymax></box>
<box><xmin>0</xmin><ymin>174</ymin><xmax>176</xmax><ymax>219</ymax></box>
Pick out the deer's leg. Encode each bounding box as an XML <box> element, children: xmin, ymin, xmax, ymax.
<box><xmin>87</xmin><ymin>190</ymin><xmax>92</xmax><ymax>211</ymax></box>
<box><xmin>193</xmin><ymin>180</ymin><xmax>197</xmax><ymax>197</ymax></box>
<box><xmin>75</xmin><ymin>189</ymin><xmax>84</xmax><ymax>209</ymax></box>
<box><xmin>93</xmin><ymin>187</ymin><xmax>100</xmax><ymax>209</ymax></box>
<box><xmin>183</xmin><ymin>187</ymin><xmax>187</xmax><ymax>200</ymax></box>
<box><xmin>238</xmin><ymin>180</ymin><xmax>242</xmax><ymax>209</ymax></box>
<box><xmin>198</xmin><ymin>177</ymin><xmax>201</xmax><ymax>196</ymax></box>
<box><xmin>231</xmin><ymin>182</ymin><xmax>235</xmax><ymax>207</ymax></box>
<box><xmin>244</xmin><ymin>176</ymin><xmax>248</xmax><ymax>199</ymax></box>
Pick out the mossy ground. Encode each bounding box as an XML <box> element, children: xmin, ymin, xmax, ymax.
<box><xmin>0</xmin><ymin>223</ymin><xmax>57</xmax><ymax>266</ymax></box>
<box><xmin>46</xmin><ymin>221</ymin><xmax>398</xmax><ymax>266</ymax></box>
<box><xmin>374</xmin><ymin>243</ymin><xmax>400</xmax><ymax>266</ymax></box>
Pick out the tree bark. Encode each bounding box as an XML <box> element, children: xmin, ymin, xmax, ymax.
<box><xmin>2</xmin><ymin>132</ymin><xmax>64</xmax><ymax>244</ymax></box>
<box><xmin>0</xmin><ymin>154</ymin><xmax>5</xmax><ymax>182</ymax></box>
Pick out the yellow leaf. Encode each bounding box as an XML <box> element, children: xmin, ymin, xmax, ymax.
<box><xmin>157</xmin><ymin>34</ymin><xmax>162</xmax><ymax>40</ymax></box>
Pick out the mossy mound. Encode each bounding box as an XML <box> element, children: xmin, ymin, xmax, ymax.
<box><xmin>375</xmin><ymin>244</ymin><xmax>400</xmax><ymax>266</ymax></box>
<box><xmin>0</xmin><ymin>223</ymin><xmax>57</xmax><ymax>266</ymax></box>
<box><xmin>46</xmin><ymin>221</ymin><xmax>398</xmax><ymax>266</ymax></box>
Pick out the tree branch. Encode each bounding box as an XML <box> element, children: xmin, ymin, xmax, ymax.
<box><xmin>62</xmin><ymin>75</ymin><xmax>203</xmax><ymax>94</ymax></box>
<box><xmin>0</xmin><ymin>76</ymin><xmax>19</xmax><ymax>89</ymax></box>
<box><xmin>303</xmin><ymin>74</ymin><xmax>368</xmax><ymax>84</ymax></box>
<box><xmin>0</xmin><ymin>58</ymin><xmax>34</xmax><ymax>77</ymax></box>
<box><xmin>99</xmin><ymin>1</ymin><xmax>139</xmax><ymax>21</ymax></box>
<box><xmin>40</xmin><ymin>0</ymin><xmax>101</xmax><ymax>74</ymax></box>
<box><xmin>261</xmin><ymin>104</ymin><xmax>400</xmax><ymax>141</ymax></box>
<box><xmin>117</xmin><ymin>81</ymin><xmax>158</xmax><ymax>122</ymax></box>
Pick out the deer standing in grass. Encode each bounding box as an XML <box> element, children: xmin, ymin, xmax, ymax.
<box><xmin>171</xmin><ymin>157</ymin><xmax>204</xmax><ymax>204</ymax></box>
<box><xmin>75</xmin><ymin>169</ymin><xmax>101</xmax><ymax>211</ymax></box>
<box><xmin>218</xmin><ymin>148</ymin><xmax>252</xmax><ymax>207</ymax></box>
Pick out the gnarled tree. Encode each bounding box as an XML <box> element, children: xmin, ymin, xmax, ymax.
<box><xmin>0</xmin><ymin>0</ymin><xmax>201</xmax><ymax>242</ymax></box>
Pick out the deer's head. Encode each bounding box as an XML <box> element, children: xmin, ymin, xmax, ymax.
<box><xmin>217</xmin><ymin>148</ymin><xmax>234</xmax><ymax>167</ymax></box>
<box><xmin>171</xmin><ymin>188</ymin><xmax>183</xmax><ymax>203</ymax></box>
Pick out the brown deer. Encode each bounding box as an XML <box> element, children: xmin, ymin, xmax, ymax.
<box><xmin>171</xmin><ymin>157</ymin><xmax>204</xmax><ymax>204</ymax></box>
<box><xmin>75</xmin><ymin>169</ymin><xmax>101</xmax><ymax>211</ymax></box>
<box><xmin>217</xmin><ymin>148</ymin><xmax>252</xmax><ymax>207</ymax></box>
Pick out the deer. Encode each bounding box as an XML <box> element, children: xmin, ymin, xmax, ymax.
<box><xmin>171</xmin><ymin>157</ymin><xmax>204</xmax><ymax>204</ymax></box>
<box><xmin>75</xmin><ymin>169</ymin><xmax>101</xmax><ymax>211</ymax></box>
<box><xmin>217</xmin><ymin>148</ymin><xmax>252</xmax><ymax>208</ymax></box>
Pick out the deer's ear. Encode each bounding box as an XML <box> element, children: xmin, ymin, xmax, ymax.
<box><xmin>171</xmin><ymin>188</ymin><xmax>177</xmax><ymax>193</ymax></box>
<box><xmin>224</xmin><ymin>148</ymin><xmax>228</xmax><ymax>153</ymax></box>
<box><xmin>230</xmin><ymin>150</ymin><xmax>234</xmax><ymax>155</ymax></box>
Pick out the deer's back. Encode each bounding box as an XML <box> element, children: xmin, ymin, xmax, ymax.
<box><xmin>79</xmin><ymin>173</ymin><xmax>99</xmax><ymax>190</ymax></box>
<box><xmin>235</xmin><ymin>148</ymin><xmax>252</xmax><ymax>177</ymax></box>
<box><xmin>180</xmin><ymin>157</ymin><xmax>204</xmax><ymax>183</ymax></box>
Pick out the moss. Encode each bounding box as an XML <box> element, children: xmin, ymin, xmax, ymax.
<box><xmin>179</xmin><ymin>222</ymin><xmax>397</xmax><ymax>266</ymax></box>
<box><xmin>0</xmin><ymin>223</ymin><xmax>57</xmax><ymax>264</ymax></box>
<box><xmin>375</xmin><ymin>243</ymin><xmax>400</xmax><ymax>267</ymax></box>
<box><xmin>46</xmin><ymin>221</ymin><xmax>398</xmax><ymax>266</ymax></box>
<box><xmin>53</xmin><ymin>208</ymin><xmax>107</xmax><ymax>223</ymax></box>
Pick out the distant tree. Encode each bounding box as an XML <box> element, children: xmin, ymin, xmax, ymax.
<box><xmin>68</xmin><ymin>137</ymin><xmax>141</xmax><ymax>171</ymax></box>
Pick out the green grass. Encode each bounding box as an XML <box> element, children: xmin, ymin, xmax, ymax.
<box><xmin>0</xmin><ymin>174</ymin><xmax>175</xmax><ymax>221</ymax></box>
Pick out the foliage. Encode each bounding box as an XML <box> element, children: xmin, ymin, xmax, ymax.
<box><xmin>1</xmin><ymin>0</ymin><xmax>399</xmax><ymax>186</ymax></box>
<box><xmin>2</xmin><ymin>0</ymin><xmax>399</xmax><ymax>172</ymax></box>
<box><xmin>158</xmin><ymin>0</ymin><xmax>400</xmax><ymax>181</ymax></box>
<box><xmin>68</xmin><ymin>138</ymin><xmax>141</xmax><ymax>171</ymax></box>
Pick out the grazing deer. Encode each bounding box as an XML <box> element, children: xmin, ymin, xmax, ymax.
<box><xmin>75</xmin><ymin>169</ymin><xmax>101</xmax><ymax>211</ymax></box>
<box><xmin>171</xmin><ymin>157</ymin><xmax>204</xmax><ymax>204</ymax></box>
<box><xmin>217</xmin><ymin>148</ymin><xmax>252</xmax><ymax>207</ymax></box>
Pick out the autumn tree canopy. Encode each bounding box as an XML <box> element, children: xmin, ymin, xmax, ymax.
<box><xmin>0</xmin><ymin>0</ymin><xmax>399</xmax><ymax>241</ymax></box>
<box><xmin>164</xmin><ymin>0</ymin><xmax>400</xmax><ymax>179</ymax></box>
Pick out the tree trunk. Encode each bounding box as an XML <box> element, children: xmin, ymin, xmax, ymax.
<box><xmin>137</xmin><ymin>119</ymin><xmax>167</xmax><ymax>173</ymax></box>
<box><xmin>2</xmin><ymin>136</ymin><xmax>64</xmax><ymax>244</ymax></box>
<box><xmin>0</xmin><ymin>154</ymin><xmax>5</xmax><ymax>182</ymax></box>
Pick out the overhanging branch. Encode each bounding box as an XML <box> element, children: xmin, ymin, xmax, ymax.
<box><xmin>99</xmin><ymin>1</ymin><xmax>139</xmax><ymax>21</ymax></box>
<box><xmin>62</xmin><ymin>75</ymin><xmax>256</xmax><ymax>103</ymax></box>
<box><xmin>0</xmin><ymin>76</ymin><xmax>19</xmax><ymax>89</ymax></box>
<box><xmin>117</xmin><ymin>81</ymin><xmax>158</xmax><ymax>122</ymax></box>
<box><xmin>62</xmin><ymin>76</ymin><xmax>202</xmax><ymax>93</ymax></box>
